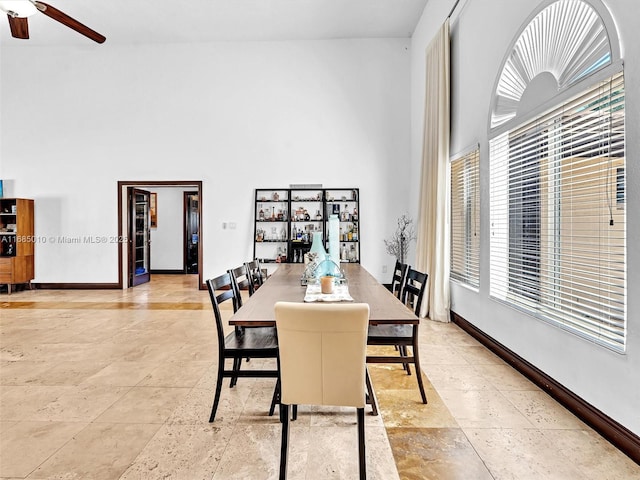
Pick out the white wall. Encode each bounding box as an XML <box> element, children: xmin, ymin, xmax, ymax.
<box><xmin>411</xmin><ymin>0</ymin><xmax>639</xmax><ymax>434</ymax></box>
<box><xmin>144</xmin><ymin>186</ymin><xmax>194</xmax><ymax>271</ymax></box>
<box><xmin>0</xmin><ymin>38</ymin><xmax>412</xmax><ymax>283</ymax></box>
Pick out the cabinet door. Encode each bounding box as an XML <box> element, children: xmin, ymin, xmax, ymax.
<box><xmin>128</xmin><ymin>188</ymin><xmax>151</xmax><ymax>286</ymax></box>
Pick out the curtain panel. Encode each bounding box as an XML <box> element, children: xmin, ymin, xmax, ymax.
<box><xmin>416</xmin><ymin>19</ymin><xmax>451</xmax><ymax>322</ymax></box>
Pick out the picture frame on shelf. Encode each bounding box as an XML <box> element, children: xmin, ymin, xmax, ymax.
<box><xmin>150</xmin><ymin>193</ymin><xmax>157</xmax><ymax>228</ymax></box>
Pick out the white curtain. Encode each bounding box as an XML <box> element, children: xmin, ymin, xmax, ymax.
<box><xmin>415</xmin><ymin>19</ymin><xmax>451</xmax><ymax>322</ymax></box>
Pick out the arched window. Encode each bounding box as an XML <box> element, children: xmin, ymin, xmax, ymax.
<box><xmin>488</xmin><ymin>0</ymin><xmax>626</xmax><ymax>352</ymax></box>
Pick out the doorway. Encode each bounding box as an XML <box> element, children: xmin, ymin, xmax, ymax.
<box><xmin>117</xmin><ymin>181</ymin><xmax>203</xmax><ymax>289</ymax></box>
<box><xmin>184</xmin><ymin>191</ymin><xmax>199</xmax><ymax>274</ymax></box>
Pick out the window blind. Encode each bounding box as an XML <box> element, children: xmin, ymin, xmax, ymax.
<box><xmin>450</xmin><ymin>148</ymin><xmax>480</xmax><ymax>288</ymax></box>
<box><xmin>489</xmin><ymin>71</ymin><xmax>626</xmax><ymax>352</ymax></box>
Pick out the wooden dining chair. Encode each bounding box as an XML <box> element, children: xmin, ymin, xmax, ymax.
<box><xmin>228</xmin><ymin>263</ymin><xmax>264</xmax><ymax>387</ymax></box>
<box><xmin>244</xmin><ymin>259</ymin><xmax>265</xmax><ymax>292</ymax></box>
<box><xmin>275</xmin><ymin>302</ymin><xmax>370</xmax><ymax>480</ymax></box>
<box><xmin>386</xmin><ymin>260</ymin><xmax>408</xmax><ymax>299</ymax></box>
<box><xmin>228</xmin><ymin>264</ymin><xmax>255</xmax><ymax>308</ymax></box>
<box><xmin>366</xmin><ymin>267</ymin><xmax>428</xmax><ymax>404</ymax></box>
<box><xmin>206</xmin><ymin>273</ymin><xmax>279</xmax><ymax>422</ymax></box>
<box><xmin>401</xmin><ymin>267</ymin><xmax>427</xmax><ymax>317</ymax></box>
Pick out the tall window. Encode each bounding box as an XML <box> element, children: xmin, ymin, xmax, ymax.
<box><xmin>490</xmin><ymin>72</ymin><xmax>625</xmax><ymax>351</ymax></box>
<box><xmin>450</xmin><ymin>148</ymin><xmax>480</xmax><ymax>288</ymax></box>
<box><xmin>488</xmin><ymin>0</ymin><xmax>625</xmax><ymax>352</ymax></box>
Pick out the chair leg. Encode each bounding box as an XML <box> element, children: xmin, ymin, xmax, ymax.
<box><xmin>400</xmin><ymin>345</ymin><xmax>412</xmax><ymax>375</ymax></box>
<box><xmin>397</xmin><ymin>345</ymin><xmax>405</xmax><ymax>373</ymax></box>
<box><xmin>357</xmin><ymin>407</ymin><xmax>366</xmax><ymax>480</ymax></box>
<box><xmin>279</xmin><ymin>403</ymin><xmax>291</xmax><ymax>480</ymax></box>
<box><xmin>365</xmin><ymin>367</ymin><xmax>378</xmax><ymax>416</ymax></box>
<box><xmin>292</xmin><ymin>404</ymin><xmax>298</xmax><ymax>421</ymax></box>
<box><xmin>230</xmin><ymin>357</ymin><xmax>242</xmax><ymax>387</ymax></box>
<box><xmin>412</xmin><ymin>330</ymin><xmax>428</xmax><ymax>404</ymax></box>
<box><xmin>270</xmin><ymin>378</ymin><xmax>280</xmax><ymax>417</ymax></box>
<box><xmin>209</xmin><ymin>361</ymin><xmax>225</xmax><ymax>422</ymax></box>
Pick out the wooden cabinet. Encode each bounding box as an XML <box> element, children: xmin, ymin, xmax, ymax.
<box><xmin>0</xmin><ymin>198</ymin><xmax>35</xmax><ymax>293</ymax></box>
<box><xmin>253</xmin><ymin>188</ymin><xmax>360</xmax><ymax>264</ymax></box>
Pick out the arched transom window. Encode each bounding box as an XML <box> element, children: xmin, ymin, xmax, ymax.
<box><xmin>491</xmin><ymin>0</ymin><xmax>619</xmax><ymax>129</ymax></box>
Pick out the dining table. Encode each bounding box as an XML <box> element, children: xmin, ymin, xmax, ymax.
<box><xmin>229</xmin><ymin>263</ymin><xmax>418</xmax><ymax>327</ymax></box>
<box><xmin>228</xmin><ymin>262</ymin><xmax>420</xmax><ymax>415</ymax></box>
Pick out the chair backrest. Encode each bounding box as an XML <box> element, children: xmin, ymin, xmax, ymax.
<box><xmin>228</xmin><ymin>264</ymin><xmax>254</xmax><ymax>308</ymax></box>
<box><xmin>245</xmin><ymin>259</ymin><xmax>265</xmax><ymax>290</ymax></box>
<box><xmin>401</xmin><ymin>267</ymin><xmax>428</xmax><ymax>316</ymax></box>
<box><xmin>274</xmin><ymin>302</ymin><xmax>370</xmax><ymax>408</ymax></box>
<box><xmin>390</xmin><ymin>260</ymin><xmax>408</xmax><ymax>299</ymax></box>
<box><xmin>206</xmin><ymin>273</ymin><xmax>239</xmax><ymax>347</ymax></box>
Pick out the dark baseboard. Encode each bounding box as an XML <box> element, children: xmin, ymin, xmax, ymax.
<box><xmin>451</xmin><ymin>311</ymin><xmax>640</xmax><ymax>465</ymax></box>
<box><xmin>34</xmin><ymin>283</ymin><xmax>120</xmax><ymax>289</ymax></box>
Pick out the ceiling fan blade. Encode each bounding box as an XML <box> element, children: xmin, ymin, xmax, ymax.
<box><xmin>33</xmin><ymin>1</ymin><xmax>105</xmax><ymax>43</ymax></box>
<box><xmin>7</xmin><ymin>14</ymin><xmax>29</xmax><ymax>39</ymax></box>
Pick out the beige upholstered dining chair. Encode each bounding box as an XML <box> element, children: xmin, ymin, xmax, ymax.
<box><xmin>274</xmin><ymin>302</ymin><xmax>370</xmax><ymax>480</ymax></box>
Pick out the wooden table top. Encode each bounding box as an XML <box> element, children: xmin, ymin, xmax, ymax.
<box><xmin>229</xmin><ymin>263</ymin><xmax>418</xmax><ymax>327</ymax></box>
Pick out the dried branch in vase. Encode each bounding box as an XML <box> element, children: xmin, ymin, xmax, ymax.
<box><xmin>384</xmin><ymin>214</ymin><xmax>416</xmax><ymax>264</ymax></box>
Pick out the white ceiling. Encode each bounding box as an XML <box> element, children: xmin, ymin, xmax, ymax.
<box><xmin>0</xmin><ymin>0</ymin><xmax>429</xmax><ymax>47</ymax></box>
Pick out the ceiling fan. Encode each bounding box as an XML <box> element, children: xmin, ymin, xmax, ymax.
<box><xmin>0</xmin><ymin>0</ymin><xmax>105</xmax><ymax>43</ymax></box>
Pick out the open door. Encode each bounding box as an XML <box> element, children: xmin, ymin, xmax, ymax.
<box><xmin>184</xmin><ymin>191</ymin><xmax>199</xmax><ymax>274</ymax></box>
<box><xmin>128</xmin><ymin>187</ymin><xmax>151</xmax><ymax>286</ymax></box>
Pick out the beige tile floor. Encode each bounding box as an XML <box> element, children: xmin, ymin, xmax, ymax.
<box><xmin>1</xmin><ymin>274</ymin><xmax>639</xmax><ymax>479</ymax></box>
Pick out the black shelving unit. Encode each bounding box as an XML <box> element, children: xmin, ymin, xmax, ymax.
<box><xmin>253</xmin><ymin>188</ymin><xmax>360</xmax><ymax>264</ymax></box>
